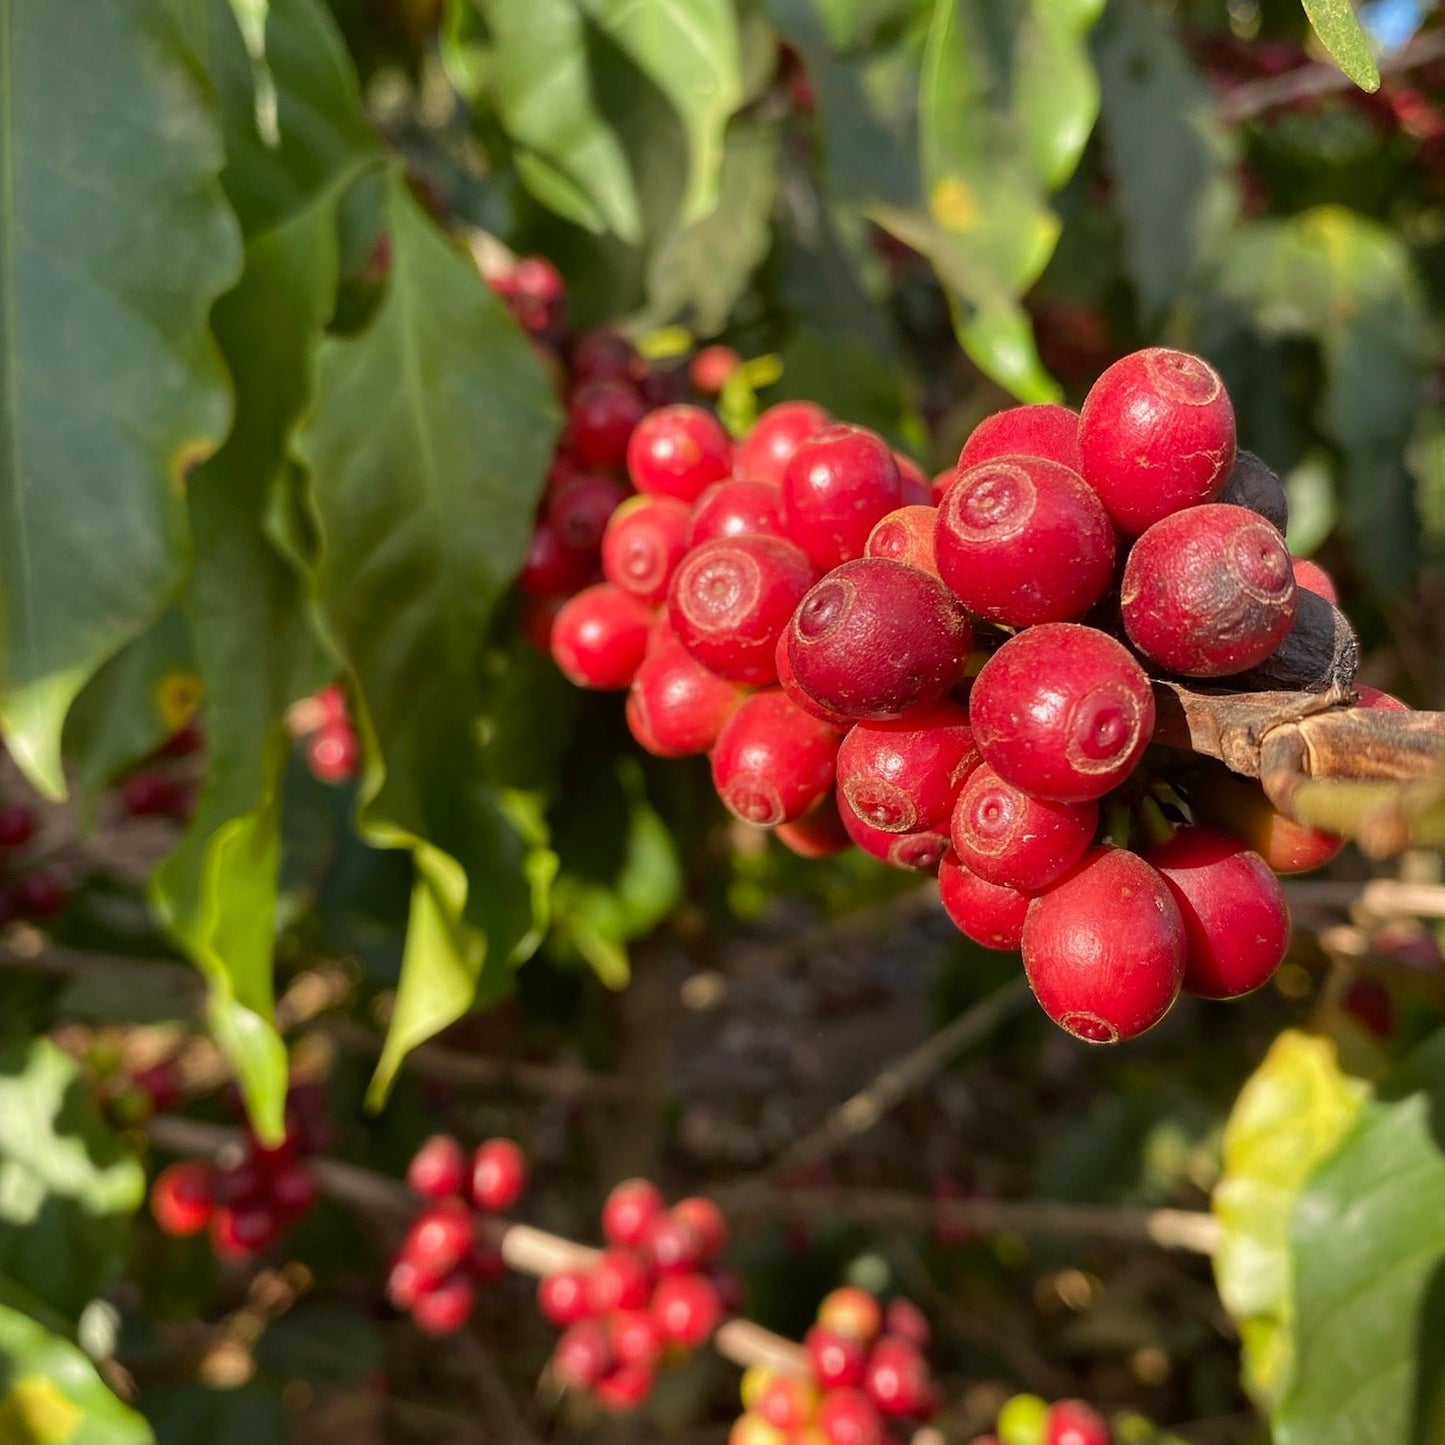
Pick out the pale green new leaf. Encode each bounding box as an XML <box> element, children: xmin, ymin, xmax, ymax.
<box><xmin>1301</xmin><ymin>0</ymin><xmax>1381</xmax><ymax>92</ymax></box>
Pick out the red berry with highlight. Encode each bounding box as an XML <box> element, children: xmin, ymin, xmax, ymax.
<box><xmin>151</xmin><ymin>1161</ymin><xmax>215</xmax><ymax>1237</ymax></box>
<box><xmin>569</xmin><ymin>379</ymin><xmax>646</xmax><ymax>470</ymax></box>
<box><xmin>935</xmin><ymin>456</ymin><xmax>1115</xmax><ymax>625</ymax></box>
<box><xmin>308</xmin><ymin>722</ymin><xmax>358</xmax><ymax>784</ymax></box>
<box><xmin>627</xmin><ymin>404</ymin><xmax>733</xmax><ymax>502</ymax></box>
<box><xmin>806</xmin><ymin>1325</ymin><xmax>867</xmax><ymax>1388</ymax></box>
<box><xmin>651</xmin><ymin>1273</ymin><xmax>722</xmax><ymax>1347</ymax></box>
<box><xmin>629</xmin><ymin>630</ymin><xmax>744</xmax><ymax>757</ymax></box>
<box><xmin>669</xmin><ymin>535</ymin><xmax>815</xmax><ymax>684</ymax></box>
<box><xmin>818</xmin><ymin>1388</ymin><xmax>885</xmax><ymax>1445</ymax></box>
<box><xmin>472</xmin><ymin>1138</ymin><xmax>527</xmax><ymax>1212</ymax></box>
<box><xmin>817</xmin><ymin>1287</ymin><xmax>882</xmax><ymax>1342</ymax></box>
<box><xmin>547</xmin><ymin>472</ymin><xmax>629</xmax><ymax>552</ymax></box>
<box><xmin>866</xmin><ymin>505</ymin><xmax>939</xmax><ymax>576</ymax></box>
<box><xmin>782</xmin><ymin>425</ymin><xmax>903</xmax><ymax>571</ymax></box>
<box><xmin>938</xmin><ymin>850</ymin><xmax>1032</xmax><ymax>951</ymax></box>
<box><xmin>689</xmin><ymin>479</ymin><xmax>788</xmax><ymax>546</ymax></box>
<box><xmin>1146</xmin><ymin>827</ymin><xmax>1290</xmax><ymax>999</ymax></box>
<box><xmin>691</xmin><ymin>345</ymin><xmax>741</xmax><ymax>393</ymax></box>
<box><xmin>1079</xmin><ymin>347</ymin><xmax>1236</xmax><ymax>534</ymax></box>
<box><xmin>641</xmin><ymin>1210</ymin><xmax>704</xmax><ymax>1276</ymax></box>
<box><xmin>587</xmin><ymin>1247</ymin><xmax>654</xmax><ymax>1313</ymax></box>
<box><xmin>711</xmin><ymin>690</ymin><xmax>840</xmax><ymax>827</ymax></box>
<box><xmin>757</xmin><ymin>1376</ymin><xmax>822</xmax><ymax>1431</ymax></box>
<box><xmin>603</xmin><ymin>1178</ymin><xmax>666</xmax><ymax>1248</ymax></box>
<box><xmin>407</xmin><ymin>1136</ymin><xmax>466</xmax><ymax>1200</ymax></box>
<box><xmin>957</xmin><ymin>403</ymin><xmax>1083</xmax><ymax>474</ymax></box>
<box><xmin>551</xmin><ymin>583</ymin><xmax>654</xmax><ymax>690</ymax></box>
<box><xmin>836</xmin><ymin>702</ymin><xmax>978</xmax><ymax>836</ymax></box>
<box><xmin>519</xmin><ymin>519</ymin><xmax>594</xmax><ymax>597</ymax></box>
<box><xmin>1021</xmin><ymin>848</ymin><xmax>1185</xmax><ymax>1043</ymax></box>
<box><xmin>602</xmin><ymin>495</ymin><xmax>691</xmax><ymax>604</ymax></box>
<box><xmin>538</xmin><ymin>1268</ymin><xmax>593</xmax><ymax>1327</ymax></box>
<box><xmin>951</xmin><ymin>765</ymin><xmax>1098</xmax><ymax>891</ymax></box>
<box><xmin>610</xmin><ymin>1309</ymin><xmax>664</xmax><ymax>1369</ymax></box>
<box><xmin>1045</xmin><ymin>1399</ymin><xmax>1112</xmax><ymax>1445</ymax></box>
<box><xmin>1121</xmin><ymin>504</ymin><xmax>1297</xmax><ymax>677</ymax></box>
<box><xmin>403</xmin><ymin>1198</ymin><xmax>474</xmax><ymax>1281</ymax></box>
<box><xmin>553</xmin><ymin>1319</ymin><xmax>614</xmax><ymax>1388</ymax></box>
<box><xmin>970</xmin><ymin>625</ymin><xmax>1154</xmax><ymax>803</ymax></box>
<box><xmin>737</xmin><ymin>401</ymin><xmax>831</xmax><ymax>487</ymax></box>
<box><xmin>787</xmin><ymin>558</ymin><xmax>972</xmax><ymax>722</ymax></box>
<box><xmin>863</xmin><ymin>1335</ymin><xmax>932</xmax><ymax>1418</ymax></box>
<box><xmin>412</xmin><ymin>1273</ymin><xmax>475</xmax><ymax>1335</ymax></box>
<box><xmin>672</xmin><ymin>1197</ymin><xmax>728</xmax><ymax>1261</ymax></box>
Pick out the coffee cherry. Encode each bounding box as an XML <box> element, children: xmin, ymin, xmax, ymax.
<box><xmin>1192</xmin><ymin>766</ymin><xmax>1345</xmax><ymax>874</ymax></box>
<box><xmin>777</xmin><ymin>797</ymin><xmax>853</xmax><ymax>858</ymax></box>
<box><xmin>782</xmin><ymin>425</ymin><xmax>903</xmax><ymax>571</ymax></box>
<box><xmin>547</xmin><ymin>471</ymin><xmax>629</xmax><ymax>552</ymax></box>
<box><xmin>569</xmin><ymin>379</ymin><xmax>646</xmax><ymax>469</ymax></box>
<box><xmin>308</xmin><ymin>722</ymin><xmax>359</xmax><ymax>784</ymax></box>
<box><xmin>776</xmin><ymin>632</ymin><xmax>853</xmax><ymax>729</ymax></box>
<box><xmin>805</xmin><ymin>1325</ymin><xmax>867</xmax><ymax>1388</ymax></box>
<box><xmin>866</xmin><ymin>505</ymin><xmax>940</xmax><ymax>576</ymax></box>
<box><xmin>270</xmin><ymin>1161</ymin><xmax>318</xmax><ymax>1218</ymax></box>
<box><xmin>672</xmin><ymin>1196</ymin><xmax>728</xmax><ymax>1261</ymax></box>
<box><xmin>884</xmin><ymin>1298</ymin><xmax>931</xmax><ymax>1349</ymax></box>
<box><xmin>836</xmin><ymin>702</ymin><xmax>978</xmax><ymax>836</ymax></box>
<box><xmin>0</xmin><ymin>803</ymin><xmax>37</xmax><ymax>849</ymax></box>
<box><xmin>756</xmin><ymin>1375</ymin><xmax>822</xmax><ymax>1431</ymax></box>
<box><xmin>593</xmin><ymin>1361</ymin><xmax>656</xmax><ymax>1411</ymax></box>
<box><xmin>571</xmin><ymin>328</ymin><xmax>638</xmax><ymax>385</ymax></box>
<box><xmin>1121</xmin><ymin>504</ymin><xmax>1297</xmax><ymax>676</ymax></box>
<box><xmin>587</xmin><ymin>1247</ymin><xmax>654</xmax><ymax>1313</ymax></box>
<box><xmin>211</xmin><ymin>1203</ymin><xmax>281</xmax><ymax>1259</ymax></box>
<box><xmin>120</xmin><ymin>772</ymin><xmax>190</xmax><ymax>820</ymax></box>
<box><xmin>1345</xmin><ymin>977</ymin><xmax>1395</xmax><ymax>1038</ymax></box>
<box><xmin>610</xmin><ymin>1309</ymin><xmax>664</xmax><ymax>1369</ymax></box>
<box><xmin>863</xmin><ymin>1335</ymin><xmax>931</xmax><ymax>1417</ymax></box>
<box><xmin>951</xmin><ymin>765</ymin><xmax>1098</xmax><ymax>891</ymax></box>
<box><xmin>970</xmin><ymin>625</ymin><xmax>1154</xmax><ymax>803</ymax></box>
<box><xmin>690</xmin><ymin>345</ymin><xmax>741</xmax><ymax>393</ymax></box>
<box><xmin>651</xmin><ymin>1273</ymin><xmax>722</xmax><ymax>1347</ymax></box>
<box><xmin>553</xmin><ymin>1319</ymin><xmax>615</xmax><ymax>1388</ymax></box>
<box><xmin>603</xmin><ymin>1178</ymin><xmax>666</xmax><ymax>1248</ymax></box>
<box><xmin>472</xmin><ymin>1138</ymin><xmax>527</xmax><ymax>1212</ymax></box>
<box><xmin>817</xmin><ymin>1286</ymin><xmax>882</xmax><ymax>1342</ymax></box>
<box><xmin>957</xmin><ymin>403</ymin><xmax>1083</xmax><ymax>474</ymax></box>
<box><xmin>629</xmin><ymin>631</ymin><xmax>744</xmax><ymax>757</ymax></box>
<box><xmin>817</xmin><ymin>1388</ymin><xmax>885</xmax><ymax>1445</ymax></box>
<box><xmin>602</xmin><ymin>496</ymin><xmax>692</xmax><ymax>604</ymax></box>
<box><xmin>1220</xmin><ymin>449</ymin><xmax>1288</xmax><ymax>533</ymax></box>
<box><xmin>1357</xmin><ymin>684</ymin><xmax>1408</xmax><ymax>711</ymax></box>
<box><xmin>468</xmin><ymin>1242</ymin><xmax>506</xmax><ymax>1284</ymax></box>
<box><xmin>1292</xmin><ymin>556</ymin><xmax>1338</xmax><ymax>604</ymax></box>
<box><xmin>729</xmin><ymin>1413</ymin><xmax>786</xmax><ymax>1445</ymax></box>
<box><xmin>737</xmin><ymin>400</ymin><xmax>832</xmax><ymax>487</ymax></box>
<box><xmin>1045</xmin><ymin>1399</ymin><xmax>1112</xmax><ymax>1445</ymax></box>
<box><xmin>538</xmin><ymin>1268</ymin><xmax>593</xmax><ymax>1326</ymax></box>
<box><xmin>627</xmin><ymin>404</ymin><xmax>733</xmax><ymax>501</ymax></box>
<box><xmin>894</xmin><ymin>452</ymin><xmax>933</xmax><ymax>506</ymax></box>
<box><xmin>935</xmin><ymin>456</ymin><xmax>1115</xmax><ymax>626</ymax></box>
<box><xmin>387</xmin><ymin>1255</ymin><xmax>426</xmax><ymax>1310</ymax></box>
<box><xmin>404</xmin><ymin>1197</ymin><xmax>475</xmax><ymax>1281</ymax></box>
<box><xmin>1146</xmin><ymin>827</ymin><xmax>1290</xmax><ymax>999</ymax></box>
<box><xmin>550</xmin><ymin>583</ymin><xmax>654</xmax><ymax>689</ymax></box>
<box><xmin>519</xmin><ymin>518</ymin><xmax>595</xmax><ymax>597</ymax></box>
<box><xmin>1021</xmin><ymin>848</ymin><xmax>1185</xmax><ymax>1043</ymax></box>
<box><xmin>669</xmin><ymin>535</ymin><xmax>815</xmax><ymax>684</ymax></box>
<box><xmin>213</xmin><ymin>1155</ymin><xmax>268</xmax><ymax>1207</ymax></box>
<box><xmin>711</xmin><ymin>691</ymin><xmax>841</xmax><ymax>827</ymax></box>
<box><xmin>839</xmin><ymin>796</ymin><xmax>950</xmax><ymax>872</ymax></box>
<box><xmin>690</xmin><ymin>478</ymin><xmax>789</xmax><ymax>547</ymax></box>
<box><xmin>641</xmin><ymin>1210</ymin><xmax>704</xmax><ymax>1275</ymax></box>
<box><xmin>787</xmin><ymin>559</ymin><xmax>972</xmax><ymax>722</ymax></box>
<box><xmin>1079</xmin><ymin>347</ymin><xmax>1236</xmax><ymax>534</ymax></box>
<box><xmin>412</xmin><ymin>1272</ymin><xmax>476</xmax><ymax>1335</ymax></box>
<box><xmin>407</xmin><ymin>1135</ymin><xmax>466</xmax><ymax>1200</ymax></box>
<box><xmin>938</xmin><ymin>850</ymin><xmax>1032</xmax><ymax>951</ymax></box>
<box><xmin>151</xmin><ymin>1161</ymin><xmax>215</xmax><ymax>1236</ymax></box>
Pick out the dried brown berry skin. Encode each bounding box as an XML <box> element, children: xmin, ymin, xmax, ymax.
<box><xmin>1120</xmin><ymin>503</ymin><xmax>1298</xmax><ymax>677</ymax></box>
<box><xmin>1219</xmin><ymin>449</ymin><xmax>1288</xmax><ymax>533</ymax></box>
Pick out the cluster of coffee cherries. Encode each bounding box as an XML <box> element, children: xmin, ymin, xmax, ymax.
<box><xmin>538</xmin><ymin>1180</ymin><xmax>735</xmax><ymax>1411</ymax></box>
<box><xmin>0</xmin><ymin>796</ymin><xmax>67</xmax><ymax>923</ymax></box>
<box><xmin>730</xmin><ymin>1287</ymin><xmax>938</xmax><ymax>1445</ymax></box>
<box><xmin>287</xmin><ymin>684</ymin><xmax>360</xmax><ymax>785</ymax></box>
<box><xmin>971</xmin><ymin>1392</ymin><xmax>1112</xmax><ymax>1445</ymax></box>
<box><xmin>114</xmin><ymin>718</ymin><xmax>206</xmax><ymax>824</ymax></box>
<box><xmin>385</xmin><ymin>1135</ymin><xmax>526</xmax><ymax>1335</ymax></box>
<box><xmin>538</xmin><ymin>340</ymin><xmax>1408</xmax><ymax>1044</ymax></box>
<box><xmin>149</xmin><ymin>1084</ymin><xmax>329</xmax><ymax>1257</ymax></box>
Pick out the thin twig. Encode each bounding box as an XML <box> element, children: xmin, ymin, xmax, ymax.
<box><xmin>454</xmin><ymin>1332</ymin><xmax>539</xmax><ymax>1445</ymax></box>
<box><xmin>1284</xmin><ymin>877</ymin><xmax>1445</xmax><ymax>918</ymax></box>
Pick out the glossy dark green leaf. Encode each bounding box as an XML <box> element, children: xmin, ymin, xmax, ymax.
<box><xmin>0</xmin><ymin>1305</ymin><xmax>152</xmax><ymax>1445</ymax></box>
<box><xmin>0</xmin><ymin>1</ymin><xmax>240</xmax><ymax>796</ymax></box>
<box><xmin>1274</xmin><ymin>1028</ymin><xmax>1445</xmax><ymax>1445</ymax></box>
<box><xmin>1094</xmin><ymin>0</ymin><xmax>1239</xmax><ymax>321</ymax></box>
<box><xmin>293</xmin><ymin>172</ymin><xmax>563</xmax><ymax>1104</ymax></box>
<box><xmin>1300</xmin><ymin>0</ymin><xmax>1381</xmax><ymax>92</ymax></box>
<box><xmin>0</xmin><ymin>1041</ymin><xmax>145</xmax><ymax>1324</ymax></box>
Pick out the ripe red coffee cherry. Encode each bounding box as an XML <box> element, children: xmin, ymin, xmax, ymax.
<box><xmin>404</xmin><ymin>1197</ymin><xmax>475</xmax><ymax>1281</ymax></box>
<box><xmin>690</xmin><ymin>345</ymin><xmax>741</xmax><ymax>393</ymax></box>
<box><xmin>787</xmin><ymin>559</ymin><xmax>972</xmax><ymax>722</ymax></box>
<box><xmin>672</xmin><ymin>1197</ymin><xmax>728</xmax><ymax>1261</ymax></box>
<box><xmin>603</xmin><ymin>1178</ymin><xmax>666</xmax><ymax>1248</ymax></box>
<box><xmin>884</xmin><ymin>1299</ymin><xmax>931</xmax><ymax>1349</ymax></box>
<box><xmin>736</xmin><ymin>400</ymin><xmax>831</xmax><ymax>486</ymax></box>
<box><xmin>970</xmin><ymin>625</ymin><xmax>1154</xmax><ymax>803</ymax></box>
<box><xmin>866</xmin><ymin>504</ymin><xmax>940</xmax><ymax>576</ymax></box>
<box><xmin>711</xmin><ymin>690</ymin><xmax>840</xmax><ymax>827</ymax></box>
<box><xmin>538</xmin><ymin>1268</ymin><xmax>593</xmax><ymax>1327</ymax></box>
<box><xmin>777</xmin><ymin>797</ymin><xmax>853</xmax><ymax>858</ymax></box>
<box><xmin>756</xmin><ymin>1376</ymin><xmax>822</xmax><ymax>1431</ymax></box>
<box><xmin>609</xmin><ymin>1309</ymin><xmax>664</xmax><ymax>1369</ymax></box>
<box><xmin>586</xmin><ymin>1247</ymin><xmax>654</xmax><ymax>1313</ymax></box>
<box><xmin>640</xmin><ymin>1211</ymin><xmax>704</xmax><ymax>1276</ymax></box>
<box><xmin>407</xmin><ymin>1135</ymin><xmax>466</xmax><ymax>1200</ymax></box>
<box><xmin>1357</xmin><ymin>684</ymin><xmax>1408</xmax><ymax>712</ymax></box>
<box><xmin>412</xmin><ymin>1272</ymin><xmax>476</xmax><ymax>1335</ymax></box>
<box><xmin>271</xmin><ymin>1162</ymin><xmax>318</xmax><ymax>1219</ymax></box>
<box><xmin>817</xmin><ymin>1286</ymin><xmax>883</xmax><ymax>1342</ymax></box>
<box><xmin>836</xmin><ymin>702</ymin><xmax>978</xmax><ymax>836</ymax></box>
<box><xmin>602</xmin><ymin>496</ymin><xmax>691</xmax><ymax>604</ymax></box>
<box><xmin>211</xmin><ymin>1203</ymin><xmax>281</xmax><ymax>1259</ymax></box>
<box><xmin>550</xmin><ymin>583</ymin><xmax>654</xmax><ymax>690</ymax></box>
<box><xmin>669</xmin><ymin>535</ymin><xmax>815</xmax><ymax>684</ymax></box>
<box><xmin>627</xmin><ymin>404</ymin><xmax>733</xmax><ymax>502</ymax></box>
<box><xmin>594</xmin><ymin>1362</ymin><xmax>657</xmax><ymax>1411</ymax></box>
<box><xmin>1292</xmin><ymin>556</ymin><xmax>1338</xmax><ymax>604</ymax></box>
<box><xmin>519</xmin><ymin>518</ymin><xmax>594</xmax><ymax>598</ymax></box>
<box><xmin>894</xmin><ymin>452</ymin><xmax>933</xmax><ymax>506</ymax></box>
<box><xmin>1121</xmin><ymin>504</ymin><xmax>1297</xmax><ymax>677</ymax></box>
<box><xmin>568</xmin><ymin>379</ymin><xmax>646</xmax><ymax>469</ymax></box>
<box><xmin>951</xmin><ymin>765</ymin><xmax>1098</xmax><ymax>891</ymax></box>
<box><xmin>935</xmin><ymin>456</ymin><xmax>1116</xmax><ymax>625</ymax></box>
<box><xmin>651</xmin><ymin>1274</ymin><xmax>722</xmax><ymax>1347</ymax></box>
<box><xmin>121</xmin><ymin>772</ymin><xmax>190</xmax><ymax>820</ymax></box>
<box><xmin>958</xmin><ymin>403</ymin><xmax>1083</xmax><ymax>474</ymax></box>
<box><xmin>1192</xmin><ymin>766</ymin><xmax>1345</xmax><ymax>875</ymax></box>
<box><xmin>782</xmin><ymin>425</ymin><xmax>904</xmax><ymax>571</ymax></box>
<box><xmin>775</xmin><ymin>632</ymin><xmax>852</xmax><ymax>729</ymax></box>
<box><xmin>387</xmin><ymin>1255</ymin><xmax>426</xmax><ymax>1310</ymax></box>
<box><xmin>1145</xmin><ymin>827</ymin><xmax>1290</xmax><ymax>999</ymax></box>
<box><xmin>1045</xmin><ymin>1399</ymin><xmax>1112</xmax><ymax>1445</ymax></box>
<box><xmin>1021</xmin><ymin>848</ymin><xmax>1185</xmax><ymax>1043</ymax></box>
<box><xmin>689</xmin><ymin>479</ymin><xmax>788</xmax><ymax>547</ymax></box>
<box><xmin>864</xmin><ymin>1335</ymin><xmax>932</xmax><ymax>1418</ymax></box>
<box><xmin>468</xmin><ymin>1242</ymin><xmax>506</xmax><ymax>1284</ymax></box>
<box><xmin>629</xmin><ymin>631</ymin><xmax>743</xmax><ymax>757</ymax></box>
<box><xmin>0</xmin><ymin>803</ymin><xmax>38</xmax><ymax>849</ymax></box>
<box><xmin>571</xmin><ymin>328</ymin><xmax>638</xmax><ymax>385</ymax></box>
<box><xmin>937</xmin><ymin>850</ymin><xmax>1032</xmax><ymax>951</ymax></box>
<box><xmin>805</xmin><ymin>1324</ymin><xmax>867</xmax><ymax>1388</ymax></box>
<box><xmin>308</xmin><ymin>721</ymin><xmax>358</xmax><ymax>784</ymax></box>
<box><xmin>553</xmin><ymin>1319</ymin><xmax>615</xmax><ymax>1388</ymax></box>
<box><xmin>839</xmin><ymin>794</ymin><xmax>950</xmax><ymax>871</ymax></box>
<box><xmin>151</xmin><ymin>1161</ymin><xmax>215</xmax><ymax>1236</ymax></box>
<box><xmin>547</xmin><ymin>471</ymin><xmax>628</xmax><ymax>552</ymax></box>
<box><xmin>818</xmin><ymin>1388</ymin><xmax>886</xmax><ymax>1445</ymax></box>
<box><xmin>472</xmin><ymin>1138</ymin><xmax>528</xmax><ymax>1212</ymax></box>
<box><xmin>1079</xmin><ymin>347</ymin><xmax>1236</xmax><ymax>534</ymax></box>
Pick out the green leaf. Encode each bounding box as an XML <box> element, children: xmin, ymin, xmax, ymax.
<box><xmin>0</xmin><ymin>1304</ymin><xmax>152</xmax><ymax>1445</ymax></box>
<box><xmin>1273</xmin><ymin>1029</ymin><xmax>1445</xmax><ymax>1445</ymax></box>
<box><xmin>0</xmin><ymin>0</ymin><xmax>240</xmax><ymax>796</ymax></box>
<box><xmin>1300</xmin><ymin>0</ymin><xmax>1381</xmax><ymax>92</ymax></box>
<box><xmin>292</xmin><ymin>172</ymin><xmax>563</xmax><ymax>1105</ymax></box>
<box><xmin>1213</xmin><ymin>1030</ymin><xmax>1370</xmax><ymax>1407</ymax></box>
<box><xmin>1094</xmin><ymin>0</ymin><xmax>1239</xmax><ymax>321</ymax></box>
<box><xmin>1213</xmin><ymin>206</ymin><xmax>1429</xmax><ymax>595</ymax></box>
<box><xmin>0</xmin><ymin>1041</ymin><xmax>145</xmax><ymax>1324</ymax></box>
